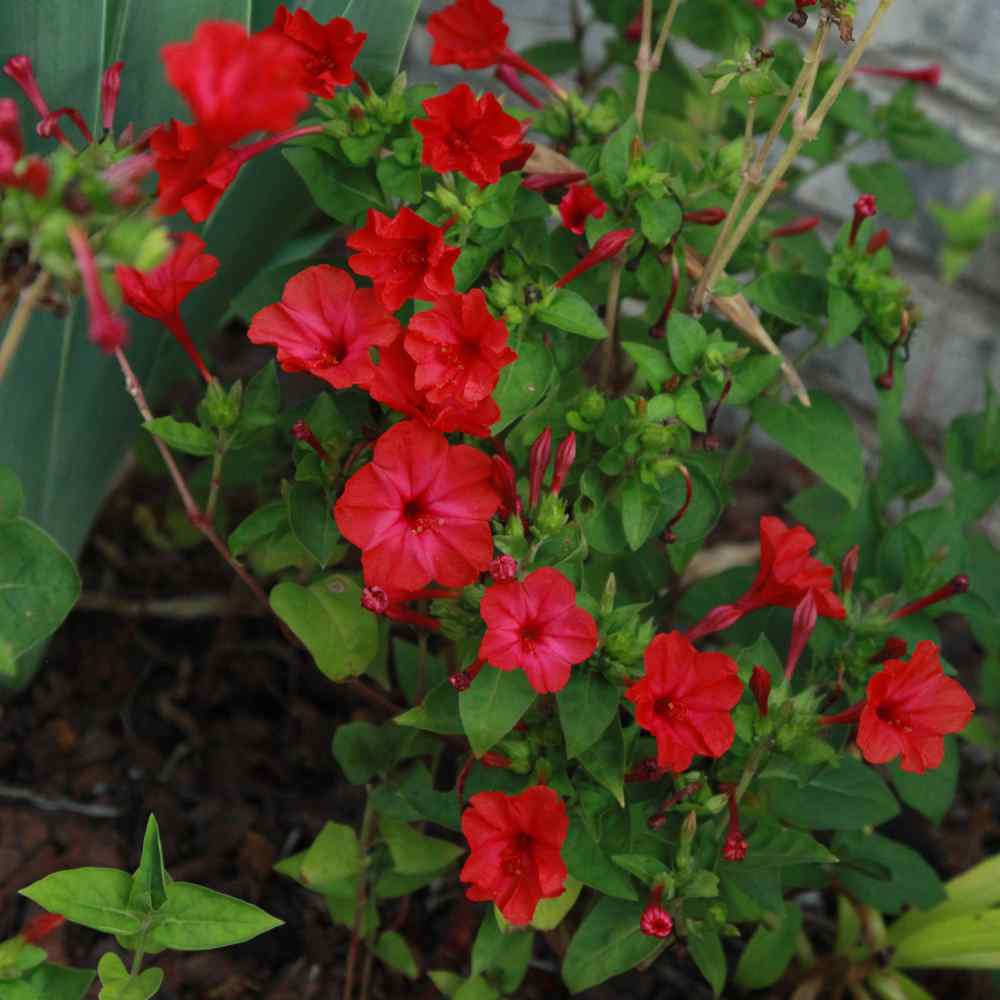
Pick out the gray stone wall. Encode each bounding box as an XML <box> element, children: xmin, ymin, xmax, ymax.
<box><xmin>411</xmin><ymin>1</ymin><xmax>1000</xmax><ymax>431</ymax></box>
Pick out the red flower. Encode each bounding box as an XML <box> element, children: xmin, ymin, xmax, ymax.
<box><xmin>115</xmin><ymin>233</ymin><xmax>219</xmax><ymax>382</ymax></box>
<box><xmin>369</xmin><ymin>340</ymin><xmax>501</xmax><ymax>438</ymax></box>
<box><xmin>150</xmin><ymin>120</ymin><xmax>240</xmax><ymax>222</ymax></box>
<box><xmin>161</xmin><ymin>21</ymin><xmax>308</xmax><ymax>147</ymax></box>
<box><xmin>346</xmin><ymin>208</ymin><xmax>460</xmax><ymax>311</ymax></box>
<box><xmin>478</xmin><ymin>567</ymin><xmax>598</xmax><ymax>693</ymax></box>
<box><xmin>857</xmin><ymin>641</ymin><xmax>974</xmax><ymax>773</ymax></box>
<box><xmin>460</xmin><ymin>785</ymin><xmax>568</xmax><ymax>926</ymax></box>
<box><xmin>248</xmin><ymin>265</ymin><xmax>400</xmax><ymax>390</ymax></box>
<box><xmin>20</xmin><ymin>913</ymin><xmax>65</xmax><ymax>944</ymax></box>
<box><xmin>626</xmin><ymin>631</ymin><xmax>744</xmax><ymax>773</ymax></box>
<box><xmin>269</xmin><ymin>5</ymin><xmax>366</xmax><ymax>97</ymax></box>
<box><xmin>427</xmin><ymin>0</ymin><xmax>509</xmax><ymax>70</ymax></box>
<box><xmin>640</xmin><ymin>886</ymin><xmax>674</xmax><ymax>938</ymax></box>
<box><xmin>334</xmin><ymin>420</ymin><xmax>499</xmax><ymax>590</ymax></box>
<box><xmin>66</xmin><ymin>224</ymin><xmax>129</xmax><ymax>353</ymax></box>
<box><xmin>555</xmin><ymin>228</ymin><xmax>635</xmax><ymax>288</ymax></box>
<box><xmin>413</xmin><ymin>83</ymin><xmax>533</xmax><ymax>189</ymax></box>
<box><xmin>405</xmin><ymin>289</ymin><xmax>516</xmax><ymax>405</ymax></box>
<box><xmin>0</xmin><ymin>98</ymin><xmax>48</xmax><ymax>197</ymax></box>
<box><xmin>559</xmin><ymin>183</ymin><xmax>607</xmax><ymax>236</ymax></box>
<box><xmin>857</xmin><ymin>63</ymin><xmax>941</xmax><ymax>87</ymax></box>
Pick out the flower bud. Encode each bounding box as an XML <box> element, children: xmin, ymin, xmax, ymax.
<box><xmin>849</xmin><ymin>194</ymin><xmax>878</xmax><ymax>247</ymax></box>
<box><xmin>840</xmin><ymin>544</ymin><xmax>860</xmax><ymax>596</ymax></box>
<box><xmin>489</xmin><ymin>554</ymin><xmax>519</xmax><ymax>582</ymax></box>
<box><xmin>528</xmin><ymin>427</ymin><xmax>553</xmax><ymax>509</ymax></box>
<box><xmin>640</xmin><ymin>886</ymin><xmax>674</xmax><ymax>939</ymax></box>
<box><xmin>21</xmin><ymin>913</ymin><xmax>65</xmax><ymax>944</ymax></box>
<box><xmin>771</xmin><ymin>216</ymin><xmax>821</xmax><ymax>239</ymax></box>
<box><xmin>534</xmin><ymin>492</ymin><xmax>568</xmax><ymax>536</ymax></box>
<box><xmin>550</xmin><ymin>432</ymin><xmax>577</xmax><ymax>495</ymax></box>
<box><xmin>683</xmin><ymin>208</ymin><xmax>727</xmax><ymax>226</ymax></box>
<box><xmin>749</xmin><ymin>666</ymin><xmax>772</xmax><ymax>717</ymax></box>
<box><xmin>555</xmin><ymin>228</ymin><xmax>635</xmax><ymax>289</ymax></box>
<box><xmin>869</xmin><ymin>635</ymin><xmax>907</xmax><ymax>665</ymax></box>
<box><xmin>890</xmin><ymin>575</ymin><xmax>969</xmax><ymax>620</ymax></box>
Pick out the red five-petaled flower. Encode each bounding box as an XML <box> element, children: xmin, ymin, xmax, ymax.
<box><xmin>626</xmin><ymin>631</ymin><xmax>744</xmax><ymax>773</ymax></box>
<box><xmin>428</xmin><ymin>0</ymin><xmax>509</xmax><ymax>69</ymax></box>
<box><xmin>559</xmin><ymin>183</ymin><xmax>607</xmax><ymax>236</ymax></box>
<box><xmin>405</xmin><ymin>289</ymin><xmax>517</xmax><ymax>406</ymax></box>
<box><xmin>335</xmin><ymin>420</ymin><xmax>499</xmax><ymax>590</ymax></box>
<box><xmin>460</xmin><ymin>785</ymin><xmax>568</xmax><ymax>926</ymax></box>
<box><xmin>269</xmin><ymin>5</ymin><xmax>367</xmax><ymax>98</ymax></box>
<box><xmin>857</xmin><ymin>641</ymin><xmax>974</xmax><ymax>773</ymax></box>
<box><xmin>413</xmin><ymin>83</ymin><xmax>533</xmax><ymax>189</ymax></box>
<box><xmin>478</xmin><ymin>567</ymin><xmax>598</xmax><ymax>694</ymax></box>
<box><xmin>687</xmin><ymin>516</ymin><xmax>845</xmax><ymax>642</ymax></box>
<box><xmin>347</xmin><ymin>207</ymin><xmax>460</xmax><ymax>311</ymax></box>
<box><xmin>115</xmin><ymin>233</ymin><xmax>220</xmax><ymax>383</ymax></box>
<box><xmin>247</xmin><ymin>265</ymin><xmax>400</xmax><ymax>390</ymax></box>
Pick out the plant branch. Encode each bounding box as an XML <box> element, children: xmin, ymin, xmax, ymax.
<box><xmin>598</xmin><ymin>258</ymin><xmax>626</xmax><ymax>390</ymax></box>
<box><xmin>114</xmin><ymin>348</ymin><xmax>272</xmax><ymax>615</ymax></box>
<box><xmin>344</xmin><ymin>797</ymin><xmax>377</xmax><ymax>1000</ymax></box>
<box><xmin>634</xmin><ymin>0</ymin><xmax>682</xmax><ymax>130</ymax></box>
<box><xmin>205</xmin><ymin>433</ymin><xmax>227</xmax><ymax>524</ymax></box>
<box><xmin>698</xmin><ymin>1</ymin><xmax>896</xmax><ymax>299</ymax></box>
<box><xmin>0</xmin><ymin>271</ymin><xmax>50</xmax><ymax>382</ymax></box>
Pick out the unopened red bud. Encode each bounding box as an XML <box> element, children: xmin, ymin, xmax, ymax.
<box><xmin>683</xmin><ymin>208</ymin><xmax>727</xmax><ymax>226</ymax></box>
<box><xmin>550</xmin><ymin>432</ymin><xmax>577</xmax><ymax>495</ymax></box>
<box><xmin>771</xmin><ymin>216</ymin><xmax>821</xmax><ymax>239</ymax></box>
<box><xmin>626</xmin><ymin>13</ymin><xmax>643</xmax><ymax>42</ymax></box>
<box><xmin>521</xmin><ymin>170</ymin><xmax>587</xmax><ymax>192</ymax></box>
<box><xmin>555</xmin><ymin>228</ymin><xmax>635</xmax><ymax>288</ymax></box>
<box><xmin>348</xmin><ymin>105</ymin><xmax>364</xmax><ymax>121</ymax></box>
<box><xmin>890</xmin><ymin>575</ymin><xmax>969</xmax><ymax>620</ymax></box>
<box><xmin>529</xmin><ymin>427</ymin><xmax>553</xmax><ymax>509</ymax></box>
<box><xmin>849</xmin><ymin>194</ymin><xmax>877</xmax><ymax>247</ymax></box>
<box><xmin>481</xmin><ymin>752</ymin><xmax>511</xmax><ymax>768</ymax></box>
<box><xmin>869</xmin><ymin>635</ymin><xmax>908</xmax><ymax>665</ymax></box>
<box><xmin>21</xmin><ymin>913</ymin><xmax>65</xmax><ymax>944</ymax></box>
<box><xmin>495</xmin><ymin>64</ymin><xmax>543</xmax><ymax>109</ymax></box>
<box><xmin>101</xmin><ymin>61</ymin><xmax>124</xmax><ymax>134</ymax></box>
<box><xmin>857</xmin><ymin>63</ymin><xmax>941</xmax><ymax>87</ymax></box>
<box><xmin>292</xmin><ymin>420</ymin><xmax>333</xmax><ymax>463</ymax></box>
<box><xmin>489</xmin><ymin>554</ymin><xmax>519</xmax><ymax>582</ymax></box>
<box><xmin>841</xmin><ymin>544</ymin><xmax>860</xmax><ymax>595</ymax></box>
<box><xmin>361</xmin><ymin>585</ymin><xmax>390</xmax><ymax>615</ymax></box>
<box><xmin>723</xmin><ymin>831</ymin><xmax>749</xmax><ymax>861</ymax></box>
<box><xmin>749</xmin><ymin>666</ymin><xmax>771</xmax><ymax>717</ymax></box>
<box><xmin>867</xmin><ymin>228</ymin><xmax>891</xmax><ymax>254</ymax></box>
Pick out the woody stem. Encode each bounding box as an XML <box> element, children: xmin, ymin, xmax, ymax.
<box><xmin>697</xmin><ymin>1</ymin><xmax>895</xmax><ymax>305</ymax></box>
<box><xmin>598</xmin><ymin>258</ymin><xmax>625</xmax><ymax>389</ymax></box>
<box><xmin>114</xmin><ymin>347</ymin><xmax>271</xmax><ymax>614</ymax></box>
<box><xmin>0</xmin><ymin>271</ymin><xmax>50</xmax><ymax>382</ymax></box>
<box><xmin>634</xmin><ymin>0</ymin><xmax>682</xmax><ymax>130</ymax></box>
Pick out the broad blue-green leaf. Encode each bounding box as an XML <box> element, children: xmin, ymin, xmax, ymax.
<box><xmin>148</xmin><ymin>881</ymin><xmax>283</xmax><ymax>950</ymax></box>
<box><xmin>460</xmin><ymin>668</ymin><xmax>536</xmax><ymax>757</ymax></box>
<box><xmin>20</xmin><ymin>868</ymin><xmax>140</xmax><ymax>935</ymax></box>
<box><xmin>562</xmin><ymin>897</ymin><xmax>663</xmax><ymax>993</ymax></box>
<box><xmin>753</xmin><ymin>390</ymin><xmax>865</xmax><ymax>506</ymax></box>
<box><xmin>271</xmin><ymin>574</ymin><xmax>378</xmax><ymax>681</ymax></box>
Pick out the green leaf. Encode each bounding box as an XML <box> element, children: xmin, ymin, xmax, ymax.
<box><xmin>578</xmin><ymin>716</ymin><xmax>626</xmax><ymax>807</ymax></box>
<box><xmin>731</xmin><ymin>818</ymin><xmax>838</xmax><ymax>871</ymax></box>
<box><xmin>688</xmin><ymin>927</ymin><xmax>727</xmax><ymax>996</ymax></box>
<box><xmin>636</xmin><ymin>197</ymin><xmax>682</xmax><ymax>247</ymax></box>
<box><xmin>284</xmin><ymin>147</ymin><xmax>384</xmax><ymax>224</ymax></box>
<box><xmin>474</xmin><ymin>173</ymin><xmax>521</xmax><ymax>229</ymax></box>
<box><xmin>675</xmin><ymin>384</ymin><xmax>706</xmax><ymax>432</ymax></box>
<box><xmin>374</xmin><ymin>931</ymin><xmax>420</xmax><ymax>980</ymax></box>
<box><xmin>393</xmin><ymin>678</ymin><xmax>464</xmax><ymax>735</ymax></box>
<box><xmin>734</xmin><ymin>903</ymin><xmax>803</xmax><ymax>989</ymax></box>
<box><xmin>620</xmin><ymin>476</ymin><xmax>660</xmax><ymax>552</ymax></box>
<box><xmin>142</xmin><ymin>417</ymin><xmax>217</xmax><ymax>457</ymax></box>
<box><xmin>656</xmin><ymin>464</ymin><xmax>721</xmax><ymax>544</ymax></box>
<box><xmin>562</xmin><ymin>897</ymin><xmax>663</xmax><ymax>993</ymax></box>
<box><xmin>536</xmin><ymin>289</ymin><xmax>608</xmax><ymax>340</ymax></box>
<box><xmin>729</xmin><ymin>354</ymin><xmax>783</xmax><ymax>406</ymax></box>
<box><xmin>876</xmin><ymin>374</ymin><xmax>935</xmax><ymax>504</ymax></box>
<box><xmin>471</xmin><ymin>909</ymin><xmax>533</xmax><ymax>994</ymax></box>
<box><xmin>600</xmin><ymin>117</ymin><xmax>640</xmax><ymax>198</ymax></box>
<box><xmin>889</xmin><ymin>737</ymin><xmax>958</xmax><ymax>825</ymax></box>
<box><xmin>237</xmin><ymin>361</ymin><xmax>282</xmax><ymax>436</ymax></box>
<box><xmin>128</xmin><ymin>815</ymin><xmax>168</xmax><ymax>914</ymax></box>
<box><xmin>491</xmin><ymin>339</ymin><xmax>555</xmax><ymax>433</ymax></box>
<box><xmin>348</xmin><ymin>0</ymin><xmax>421</xmax><ymax>86</ymax></box>
<box><xmin>99</xmin><ymin>955</ymin><xmax>163</xmax><ymax>1000</ymax></box>
<box><xmin>622</xmin><ymin>342</ymin><xmax>673</xmax><ymax>387</ymax></box>
<box><xmin>148</xmin><ymin>881</ymin><xmax>283</xmax><ymax>951</ymax></box>
<box><xmin>557</xmin><ymin>669</ymin><xmax>621</xmax><ymax>758</ymax></box>
<box><xmin>528</xmin><ymin>876</ymin><xmax>583</xmax><ymax>931</ymax></box>
<box><xmin>0</xmin><ymin>466</ymin><xmax>24</xmax><ymax>522</ymax></box>
<box><xmin>20</xmin><ymin>869</ymin><xmax>140</xmax><ymax>935</ymax></box>
<box><xmin>766</xmin><ymin>757</ymin><xmax>899</xmax><ymax>830</ymax></box>
<box><xmin>229</xmin><ymin>501</ymin><xmax>287</xmax><ymax>557</ymax></box>
<box><xmin>300</xmin><ymin>822</ymin><xmax>362</xmax><ymax>891</ymax></box>
<box><xmin>832</xmin><ymin>832</ymin><xmax>946</xmax><ymax>915</ymax></box>
<box><xmin>0</xmin><ymin>518</ymin><xmax>81</xmax><ymax>660</ymax></box>
<box><xmin>891</xmin><ymin>910</ymin><xmax>1000</xmax><ymax>970</ymax></box>
<box><xmin>287</xmin><ymin>483</ymin><xmax>339</xmax><ymax>568</ymax></box>
<box><xmin>370</xmin><ymin>763</ymin><xmax>461</xmax><ymax>832</ymax></box>
<box><xmin>847</xmin><ymin>162</ymin><xmax>917</xmax><ymax>219</ymax></box>
<box><xmin>563</xmin><ymin>816</ymin><xmax>637</xmax><ymax>901</ymax></box>
<box><xmin>4</xmin><ymin>962</ymin><xmax>95</xmax><ymax>1000</ymax></box>
<box><xmin>826</xmin><ymin>286</ymin><xmax>865</xmax><ymax>347</ymax></box>
<box><xmin>667</xmin><ymin>315</ymin><xmax>708</xmax><ymax>374</ymax></box>
<box><xmin>752</xmin><ymin>390</ymin><xmax>865</xmax><ymax>506</ymax></box>
<box><xmin>380</xmin><ymin>818</ymin><xmax>465</xmax><ymax>875</ymax></box>
<box><xmin>270</xmin><ymin>574</ymin><xmax>378</xmax><ymax>681</ymax></box>
<box><xmin>460</xmin><ymin>667</ymin><xmax>536</xmax><ymax>757</ymax></box>
<box><xmin>744</xmin><ymin>273</ymin><xmax>828</xmax><ymax>328</ymax></box>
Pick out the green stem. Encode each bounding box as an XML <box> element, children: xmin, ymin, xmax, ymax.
<box><xmin>598</xmin><ymin>258</ymin><xmax>626</xmax><ymax>390</ymax></box>
<box><xmin>734</xmin><ymin>736</ymin><xmax>771</xmax><ymax>804</ymax></box>
<box><xmin>205</xmin><ymin>433</ymin><xmax>227</xmax><ymax>524</ymax></box>
<box><xmin>343</xmin><ymin>796</ymin><xmax>377</xmax><ymax>1000</ymax></box>
<box><xmin>0</xmin><ymin>272</ymin><xmax>50</xmax><ymax>382</ymax></box>
<box><xmin>129</xmin><ymin>926</ymin><xmax>148</xmax><ymax>977</ymax></box>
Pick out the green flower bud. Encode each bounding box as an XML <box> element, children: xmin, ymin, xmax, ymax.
<box><xmin>534</xmin><ymin>493</ymin><xmax>568</xmax><ymax>537</ymax></box>
<box><xmin>504</xmin><ymin>304</ymin><xmax>524</xmax><ymax>327</ymax></box>
<box><xmin>200</xmin><ymin>379</ymin><xmax>242</xmax><ymax>431</ymax></box>
<box><xmin>498</xmin><ymin>739</ymin><xmax>534</xmax><ymax>775</ymax></box>
<box><xmin>707</xmin><ymin>903</ymin><xmax>729</xmax><ymax>927</ymax></box>
<box><xmin>702</xmin><ymin>794</ymin><xmax>729</xmax><ymax>816</ymax></box>
<box><xmin>487</xmin><ymin>278</ymin><xmax>515</xmax><ymax>310</ymax></box>
<box><xmin>579</xmin><ymin>389</ymin><xmax>607</xmax><ymax>423</ymax></box>
<box><xmin>600</xmin><ymin>573</ymin><xmax>617</xmax><ymax>616</ymax></box>
<box><xmin>640</xmin><ymin>424</ymin><xmax>674</xmax><ymax>453</ymax></box>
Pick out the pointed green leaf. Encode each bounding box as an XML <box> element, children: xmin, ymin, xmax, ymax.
<box><xmin>735</xmin><ymin>903</ymin><xmax>803</xmax><ymax>989</ymax></box>
<box><xmin>128</xmin><ymin>815</ymin><xmax>168</xmax><ymax>914</ymax></box>
<box><xmin>460</xmin><ymin>668</ymin><xmax>536</xmax><ymax>757</ymax></box>
<box><xmin>5</xmin><ymin>962</ymin><xmax>95</xmax><ymax>1000</ymax></box>
<box><xmin>536</xmin><ymin>289</ymin><xmax>608</xmax><ymax>340</ymax></box>
<box><xmin>579</xmin><ymin>715</ymin><xmax>626</xmax><ymax>807</ymax></box>
<box><xmin>300</xmin><ymin>822</ymin><xmax>362</xmax><ymax>891</ymax></box>
<box><xmin>20</xmin><ymin>869</ymin><xmax>140</xmax><ymax>936</ymax></box>
<box><xmin>381</xmin><ymin>818</ymin><xmax>465</xmax><ymax>876</ymax></box>
<box><xmin>556</xmin><ymin>668</ymin><xmax>621</xmax><ymax>758</ymax></box>
<box><xmin>374</xmin><ymin>931</ymin><xmax>420</xmax><ymax>980</ymax></box>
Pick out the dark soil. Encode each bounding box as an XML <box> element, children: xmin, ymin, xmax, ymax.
<box><xmin>1</xmin><ymin>445</ymin><xmax>997</xmax><ymax>999</ymax></box>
